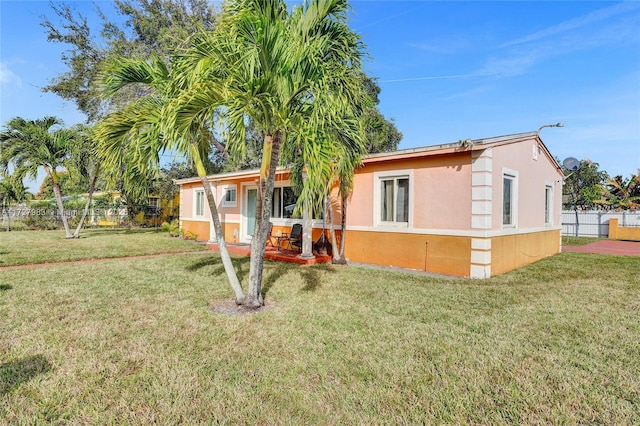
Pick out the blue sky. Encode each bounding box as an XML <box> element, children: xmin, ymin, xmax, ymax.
<box><xmin>1</xmin><ymin>1</ymin><xmax>639</xmax><ymax>192</ymax></box>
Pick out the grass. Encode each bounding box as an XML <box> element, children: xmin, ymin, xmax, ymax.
<box><xmin>562</xmin><ymin>235</ymin><xmax>605</xmax><ymax>246</ymax></box>
<box><xmin>0</xmin><ymin>228</ymin><xmax>206</xmax><ymax>267</ymax></box>
<box><xmin>1</xmin><ymin>232</ymin><xmax>639</xmax><ymax>424</ymax></box>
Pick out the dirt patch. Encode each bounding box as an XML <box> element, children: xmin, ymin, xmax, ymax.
<box><xmin>208</xmin><ymin>298</ymin><xmax>276</xmax><ymax>316</ymax></box>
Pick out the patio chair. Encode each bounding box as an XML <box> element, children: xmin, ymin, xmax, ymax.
<box><xmin>266</xmin><ymin>222</ymin><xmax>277</xmax><ymax>248</ymax></box>
<box><xmin>283</xmin><ymin>223</ymin><xmax>303</xmax><ymax>253</ymax></box>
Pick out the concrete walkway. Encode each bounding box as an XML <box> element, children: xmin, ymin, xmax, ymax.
<box><xmin>563</xmin><ymin>240</ymin><xmax>640</xmax><ymax>257</ymax></box>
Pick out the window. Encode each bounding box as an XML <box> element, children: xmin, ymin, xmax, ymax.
<box><xmin>195</xmin><ymin>190</ymin><xmax>205</xmax><ymax>218</ymax></box>
<box><xmin>502</xmin><ymin>171</ymin><xmax>517</xmax><ymax>227</ymax></box>
<box><xmin>545</xmin><ymin>185</ymin><xmax>553</xmax><ymax>225</ymax></box>
<box><xmin>148</xmin><ymin>197</ymin><xmax>159</xmax><ymax>208</ymax></box>
<box><xmin>222</xmin><ymin>185</ymin><xmax>237</xmax><ymax>207</ymax></box>
<box><xmin>271</xmin><ymin>186</ymin><xmax>299</xmax><ymax>218</ymax></box>
<box><xmin>380</xmin><ymin>176</ymin><xmax>409</xmax><ymax>224</ymax></box>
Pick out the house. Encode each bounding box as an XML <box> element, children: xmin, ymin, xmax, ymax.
<box><xmin>175</xmin><ymin>131</ymin><xmax>564</xmax><ymax>278</ymax></box>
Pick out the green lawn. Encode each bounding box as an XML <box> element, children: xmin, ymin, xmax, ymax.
<box><xmin>562</xmin><ymin>235</ymin><xmax>605</xmax><ymax>246</ymax></box>
<box><xmin>1</xmin><ymin>231</ymin><xmax>639</xmax><ymax>424</ymax></box>
<box><xmin>0</xmin><ymin>228</ymin><xmax>206</xmax><ymax>267</ymax></box>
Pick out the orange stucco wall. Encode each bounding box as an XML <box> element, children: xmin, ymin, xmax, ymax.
<box><xmin>609</xmin><ymin>218</ymin><xmax>640</xmax><ymax>241</ymax></box>
<box><xmin>491</xmin><ymin>229</ymin><xmax>561</xmax><ymax>275</ymax></box>
<box><xmin>344</xmin><ymin>230</ymin><xmax>471</xmax><ymax>277</ymax></box>
<box><xmin>181</xmin><ymin>220</ymin><xmax>210</xmax><ymax>241</ymax></box>
<box><xmin>348</xmin><ymin>152</ymin><xmax>473</xmax><ymax>230</ymax></box>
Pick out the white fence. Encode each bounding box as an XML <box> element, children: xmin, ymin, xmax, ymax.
<box><xmin>562</xmin><ymin>210</ymin><xmax>640</xmax><ymax>237</ymax></box>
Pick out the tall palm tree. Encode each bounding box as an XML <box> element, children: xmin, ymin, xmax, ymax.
<box><xmin>68</xmin><ymin>124</ymin><xmax>102</xmax><ymax>237</ymax></box>
<box><xmin>96</xmin><ymin>55</ymin><xmax>246</xmax><ymax>301</ymax></box>
<box><xmin>168</xmin><ymin>0</ymin><xmax>369</xmax><ymax>307</ymax></box>
<box><xmin>97</xmin><ymin>0</ymin><xmax>369</xmax><ymax>307</ymax></box>
<box><xmin>0</xmin><ymin>116</ymin><xmax>75</xmax><ymax>237</ymax></box>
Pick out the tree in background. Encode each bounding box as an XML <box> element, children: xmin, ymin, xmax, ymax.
<box><xmin>35</xmin><ymin>171</ymin><xmax>83</xmax><ymax>200</ymax></box>
<box><xmin>41</xmin><ymin>0</ymin><xmax>218</xmax><ymax>123</ymax></box>
<box><xmin>67</xmin><ymin>124</ymin><xmax>103</xmax><ymax>237</ymax></box>
<box><xmin>0</xmin><ymin>171</ymin><xmax>27</xmax><ymax>231</ymax></box>
<box><xmin>562</xmin><ymin>158</ymin><xmax>608</xmax><ymax>237</ymax></box>
<box><xmin>562</xmin><ymin>159</ymin><xmax>608</xmax><ymax>210</ymax></box>
<box><xmin>42</xmin><ymin>0</ymin><xmax>227</xmax><ymax>217</ymax></box>
<box><xmin>149</xmin><ymin>162</ymin><xmax>199</xmax><ymax>220</ymax></box>
<box><xmin>0</xmin><ymin>117</ymin><xmax>76</xmax><ymax>237</ymax></box>
<box><xmin>596</xmin><ymin>171</ymin><xmax>640</xmax><ymax>210</ymax></box>
<box><xmin>361</xmin><ymin>75</ymin><xmax>402</xmax><ymax>154</ymax></box>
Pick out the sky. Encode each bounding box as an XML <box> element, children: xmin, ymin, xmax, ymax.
<box><xmin>1</xmin><ymin>0</ymin><xmax>639</xmax><ymax>192</ymax></box>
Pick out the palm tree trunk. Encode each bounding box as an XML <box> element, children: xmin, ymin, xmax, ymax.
<box><xmin>49</xmin><ymin>171</ymin><xmax>72</xmax><ymax>238</ymax></box>
<box><xmin>73</xmin><ymin>169</ymin><xmax>99</xmax><ymax>238</ymax></box>
<box><xmin>332</xmin><ymin>191</ymin><xmax>348</xmax><ymax>264</ymax></box>
<box><xmin>2</xmin><ymin>196</ymin><xmax>9</xmax><ymax>232</ymax></box>
<box><xmin>200</xmin><ymin>176</ymin><xmax>246</xmax><ymax>303</ymax></box>
<box><xmin>245</xmin><ymin>132</ymin><xmax>282</xmax><ymax>308</ymax></box>
<box><xmin>189</xmin><ymin>144</ymin><xmax>245</xmax><ymax>303</ymax></box>
<box><xmin>327</xmin><ymin>193</ymin><xmax>341</xmax><ymax>261</ymax></box>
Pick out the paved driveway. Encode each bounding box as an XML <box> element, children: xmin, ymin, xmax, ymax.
<box><xmin>563</xmin><ymin>240</ymin><xmax>640</xmax><ymax>257</ymax></box>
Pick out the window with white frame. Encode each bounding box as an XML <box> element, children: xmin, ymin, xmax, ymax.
<box><xmin>271</xmin><ymin>186</ymin><xmax>299</xmax><ymax>219</ymax></box>
<box><xmin>378</xmin><ymin>174</ymin><xmax>410</xmax><ymax>225</ymax></box>
<box><xmin>195</xmin><ymin>190</ymin><xmax>205</xmax><ymax>218</ymax></box>
<box><xmin>545</xmin><ymin>185</ymin><xmax>553</xmax><ymax>225</ymax></box>
<box><xmin>502</xmin><ymin>170</ymin><xmax>517</xmax><ymax>227</ymax></box>
<box><xmin>222</xmin><ymin>185</ymin><xmax>237</xmax><ymax>207</ymax></box>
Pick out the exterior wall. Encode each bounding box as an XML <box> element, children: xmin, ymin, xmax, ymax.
<box><xmin>177</xmin><ymin>133</ymin><xmax>564</xmax><ymax>279</ymax></box>
<box><xmin>344</xmin><ymin>230</ymin><xmax>471</xmax><ymax>277</ymax></box>
<box><xmin>345</xmin><ymin>151</ymin><xmax>474</xmax><ymax>277</ymax></box>
<box><xmin>490</xmin><ymin>139</ymin><xmax>563</xmax><ymax>230</ymax></box>
<box><xmin>491</xmin><ymin>229</ymin><xmax>561</xmax><ymax>275</ymax></box>
<box><xmin>181</xmin><ymin>220</ymin><xmax>210</xmax><ymax>241</ymax></box>
<box><xmin>609</xmin><ymin>218</ymin><xmax>640</xmax><ymax>241</ymax></box>
<box><xmin>349</xmin><ymin>152</ymin><xmax>473</xmax><ymax>230</ymax></box>
<box><xmin>178</xmin><ymin>171</ymin><xmax>343</xmax><ymax>244</ymax></box>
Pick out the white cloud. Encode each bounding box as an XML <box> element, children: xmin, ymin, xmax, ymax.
<box><xmin>0</xmin><ymin>62</ymin><xmax>22</xmax><ymax>88</ymax></box>
<box><xmin>477</xmin><ymin>7</ymin><xmax>640</xmax><ymax>78</ymax></box>
<box><xmin>501</xmin><ymin>2</ymin><xmax>639</xmax><ymax>48</ymax></box>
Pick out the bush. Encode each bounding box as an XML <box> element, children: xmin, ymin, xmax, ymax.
<box><xmin>161</xmin><ymin>219</ymin><xmax>181</xmax><ymax>237</ymax></box>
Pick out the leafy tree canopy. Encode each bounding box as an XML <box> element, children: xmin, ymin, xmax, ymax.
<box><xmin>596</xmin><ymin>171</ymin><xmax>640</xmax><ymax>210</ymax></box>
<box><xmin>41</xmin><ymin>0</ymin><xmax>218</xmax><ymax>122</ymax></box>
<box><xmin>562</xmin><ymin>159</ymin><xmax>608</xmax><ymax>210</ymax></box>
<box><xmin>36</xmin><ymin>170</ymin><xmax>86</xmax><ymax>200</ymax></box>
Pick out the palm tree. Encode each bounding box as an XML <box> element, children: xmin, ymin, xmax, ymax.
<box><xmin>96</xmin><ymin>55</ymin><xmax>246</xmax><ymax>302</ymax></box>
<box><xmin>168</xmin><ymin>0</ymin><xmax>368</xmax><ymax>307</ymax></box>
<box><xmin>0</xmin><ymin>171</ymin><xmax>26</xmax><ymax>231</ymax></box>
<box><xmin>0</xmin><ymin>116</ymin><xmax>75</xmax><ymax>237</ymax></box>
<box><xmin>597</xmin><ymin>172</ymin><xmax>640</xmax><ymax>210</ymax></box>
<box><xmin>97</xmin><ymin>0</ymin><xmax>369</xmax><ymax>308</ymax></box>
<box><xmin>68</xmin><ymin>124</ymin><xmax>102</xmax><ymax>237</ymax></box>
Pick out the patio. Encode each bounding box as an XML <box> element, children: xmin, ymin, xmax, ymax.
<box><xmin>206</xmin><ymin>242</ymin><xmax>333</xmax><ymax>265</ymax></box>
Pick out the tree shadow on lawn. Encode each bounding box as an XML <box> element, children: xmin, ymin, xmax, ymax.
<box><xmin>0</xmin><ymin>284</ymin><xmax>12</xmax><ymax>291</ymax></box>
<box><xmin>0</xmin><ymin>354</ymin><xmax>51</xmax><ymax>395</ymax></box>
<box><xmin>185</xmin><ymin>255</ymin><xmax>336</xmax><ymax>297</ymax></box>
<box><xmin>80</xmin><ymin>228</ymin><xmax>160</xmax><ymax>238</ymax></box>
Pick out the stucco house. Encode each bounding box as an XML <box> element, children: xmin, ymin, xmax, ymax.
<box><xmin>175</xmin><ymin>131</ymin><xmax>564</xmax><ymax>278</ymax></box>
